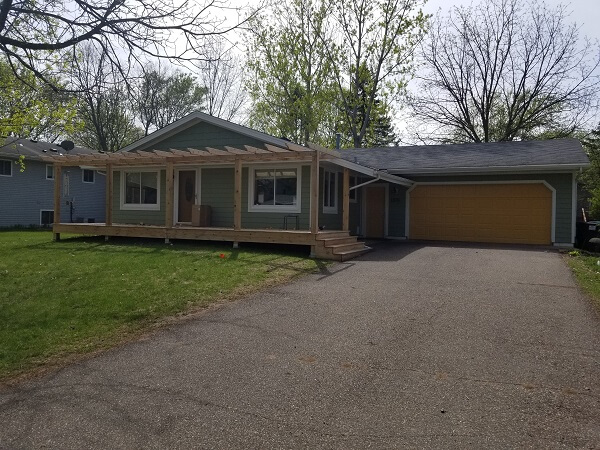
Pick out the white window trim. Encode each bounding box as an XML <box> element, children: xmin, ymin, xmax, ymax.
<box><xmin>349</xmin><ymin>175</ymin><xmax>357</xmax><ymax>203</ymax></box>
<box><xmin>0</xmin><ymin>159</ymin><xmax>12</xmax><ymax>177</ymax></box>
<box><xmin>40</xmin><ymin>209</ymin><xmax>54</xmax><ymax>226</ymax></box>
<box><xmin>46</xmin><ymin>164</ymin><xmax>54</xmax><ymax>180</ymax></box>
<box><xmin>120</xmin><ymin>169</ymin><xmax>161</xmax><ymax>211</ymax></box>
<box><xmin>82</xmin><ymin>168</ymin><xmax>95</xmax><ymax>184</ymax></box>
<box><xmin>323</xmin><ymin>170</ymin><xmax>338</xmax><ymax>214</ymax></box>
<box><xmin>248</xmin><ymin>164</ymin><xmax>302</xmax><ymax>213</ymax></box>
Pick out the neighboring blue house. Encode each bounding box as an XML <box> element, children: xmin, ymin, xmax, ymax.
<box><xmin>0</xmin><ymin>138</ymin><xmax>105</xmax><ymax>227</ymax></box>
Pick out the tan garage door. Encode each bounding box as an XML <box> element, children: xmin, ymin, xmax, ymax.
<box><xmin>409</xmin><ymin>183</ymin><xmax>552</xmax><ymax>245</ymax></box>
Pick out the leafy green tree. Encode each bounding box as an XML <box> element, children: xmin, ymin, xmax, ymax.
<box><xmin>134</xmin><ymin>67</ymin><xmax>207</xmax><ymax>136</ymax></box>
<box><xmin>246</xmin><ymin>0</ymin><xmax>339</xmax><ymax>146</ymax></box>
<box><xmin>579</xmin><ymin>125</ymin><xmax>600</xmax><ymax>218</ymax></box>
<box><xmin>0</xmin><ymin>58</ymin><xmax>79</xmax><ymax>141</ymax></box>
<box><xmin>321</xmin><ymin>0</ymin><xmax>427</xmax><ymax>148</ymax></box>
<box><xmin>337</xmin><ymin>65</ymin><xmax>399</xmax><ymax>148</ymax></box>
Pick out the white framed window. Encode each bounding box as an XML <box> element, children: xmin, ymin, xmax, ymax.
<box><xmin>349</xmin><ymin>176</ymin><xmax>357</xmax><ymax>203</ymax></box>
<box><xmin>120</xmin><ymin>170</ymin><xmax>160</xmax><ymax>210</ymax></box>
<box><xmin>46</xmin><ymin>165</ymin><xmax>54</xmax><ymax>180</ymax></box>
<box><xmin>248</xmin><ymin>165</ymin><xmax>301</xmax><ymax>213</ymax></box>
<box><xmin>82</xmin><ymin>169</ymin><xmax>95</xmax><ymax>183</ymax></box>
<box><xmin>0</xmin><ymin>159</ymin><xmax>12</xmax><ymax>177</ymax></box>
<box><xmin>40</xmin><ymin>210</ymin><xmax>54</xmax><ymax>226</ymax></box>
<box><xmin>323</xmin><ymin>170</ymin><xmax>338</xmax><ymax>214</ymax></box>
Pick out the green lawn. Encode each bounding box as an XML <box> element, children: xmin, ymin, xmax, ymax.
<box><xmin>0</xmin><ymin>230</ymin><xmax>321</xmax><ymax>381</ymax></box>
<box><xmin>567</xmin><ymin>250</ymin><xmax>600</xmax><ymax>312</ymax></box>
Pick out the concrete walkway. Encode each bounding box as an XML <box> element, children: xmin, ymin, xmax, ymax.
<box><xmin>1</xmin><ymin>243</ymin><xmax>599</xmax><ymax>448</ymax></box>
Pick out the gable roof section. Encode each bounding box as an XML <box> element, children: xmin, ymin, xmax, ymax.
<box><xmin>120</xmin><ymin>111</ymin><xmax>291</xmax><ymax>153</ymax></box>
<box><xmin>339</xmin><ymin>138</ymin><xmax>589</xmax><ymax>174</ymax></box>
<box><xmin>0</xmin><ymin>138</ymin><xmax>98</xmax><ymax>162</ymax></box>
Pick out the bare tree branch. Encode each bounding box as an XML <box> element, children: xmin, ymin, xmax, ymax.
<box><xmin>407</xmin><ymin>0</ymin><xmax>600</xmax><ymax>143</ymax></box>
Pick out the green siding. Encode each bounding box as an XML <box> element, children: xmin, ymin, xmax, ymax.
<box><xmin>407</xmin><ymin>173</ymin><xmax>575</xmax><ymax>244</ymax></box>
<box><xmin>112</xmin><ymin>170</ymin><xmax>166</xmax><ymax>225</ymax></box>
<box><xmin>241</xmin><ymin>165</ymin><xmax>311</xmax><ymax>230</ymax></box>
<box><xmin>201</xmin><ymin>168</ymin><xmax>234</xmax><ymax>227</ymax></box>
<box><xmin>138</xmin><ymin>121</ymin><xmax>268</xmax><ymax>151</ymax></box>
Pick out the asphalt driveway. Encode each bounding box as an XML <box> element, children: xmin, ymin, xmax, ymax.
<box><xmin>1</xmin><ymin>243</ymin><xmax>599</xmax><ymax>448</ymax></box>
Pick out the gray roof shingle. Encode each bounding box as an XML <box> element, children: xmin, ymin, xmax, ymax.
<box><xmin>0</xmin><ymin>138</ymin><xmax>98</xmax><ymax>161</ymax></box>
<box><xmin>339</xmin><ymin>138</ymin><xmax>589</xmax><ymax>174</ymax></box>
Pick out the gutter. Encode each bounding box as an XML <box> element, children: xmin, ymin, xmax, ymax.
<box><xmin>387</xmin><ymin>163</ymin><xmax>589</xmax><ymax>176</ymax></box>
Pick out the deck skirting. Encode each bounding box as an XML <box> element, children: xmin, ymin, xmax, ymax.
<box><xmin>52</xmin><ymin>223</ymin><xmax>369</xmax><ymax>261</ymax></box>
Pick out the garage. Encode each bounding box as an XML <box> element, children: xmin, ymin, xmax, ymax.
<box><xmin>409</xmin><ymin>183</ymin><xmax>553</xmax><ymax>245</ymax></box>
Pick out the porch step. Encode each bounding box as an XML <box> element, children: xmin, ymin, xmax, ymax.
<box><xmin>315</xmin><ymin>231</ymin><xmax>351</xmax><ymax>240</ymax></box>
<box><xmin>317</xmin><ymin>236</ymin><xmax>358</xmax><ymax>246</ymax></box>
<box><xmin>313</xmin><ymin>231</ymin><xmax>371</xmax><ymax>261</ymax></box>
<box><xmin>335</xmin><ymin>246</ymin><xmax>372</xmax><ymax>262</ymax></box>
<box><xmin>327</xmin><ymin>242</ymin><xmax>368</xmax><ymax>253</ymax></box>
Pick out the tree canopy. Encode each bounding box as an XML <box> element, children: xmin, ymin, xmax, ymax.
<box><xmin>246</xmin><ymin>0</ymin><xmax>427</xmax><ymax>148</ymax></box>
<box><xmin>407</xmin><ymin>0</ymin><xmax>600</xmax><ymax>143</ymax></box>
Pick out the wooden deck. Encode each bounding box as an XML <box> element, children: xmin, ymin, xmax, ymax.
<box><xmin>52</xmin><ymin>223</ymin><xmax>370</xmax><ymax>261</ymax></box>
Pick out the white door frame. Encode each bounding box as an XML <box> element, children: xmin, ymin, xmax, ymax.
<box><xmin>174</xmin><ymin>167</ymin><xmax>201</xmax><ymax>224</ymax></box>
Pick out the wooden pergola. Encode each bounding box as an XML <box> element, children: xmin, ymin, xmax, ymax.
<box><xmin>42</xmin><ymin>141</ymin><xmax>359</xmax><ymax>259</ymax></box>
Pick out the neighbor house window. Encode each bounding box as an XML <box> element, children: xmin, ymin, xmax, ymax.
<box><xmin>249</xmin><ymin>166</ymin><xmax>301</xmax><ymax>213</ymax></box>
<box><xmin>46</xmin><ymin>165</ymin><xmax>54</xmax><ymax>180</ymax></box>
<box><xmin>0</xmin><ymin>159</ymin><xmax>11</xmax><ymax>177</ymax></box>
<box><xmin>323</xmin><ymin>170</ymin><xmax>338</xmax><ymax>214</ymax></box>
<box><xmin>40</xmin><ymin>210</ymin><xmax>54</xmax><ymax>226</ymax></box>
<box><xmin>121</xmin><ymin>170</ymin><xmax>160</xmax><ymax>210</ymax></box>
<box><xmin>82</xmin><ymin>169</ymin><xmax>95</xmax><ymax>183</ymax></box>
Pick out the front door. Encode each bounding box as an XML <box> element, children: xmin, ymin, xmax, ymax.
<box><xmin>178</xmin><ymin>170</ymin><xmax>196</xmax><ymax>222</ymax></box>
<box><xmin>365</xmin><ymin>186</ymin><xmax>386</xmax><ymax>238</ymax></box>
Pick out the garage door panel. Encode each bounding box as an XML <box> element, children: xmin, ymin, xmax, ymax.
<box><xmin>409</xmin><ymin>184</ymin><xmax>552</xmax><ymax>245</ymax></box>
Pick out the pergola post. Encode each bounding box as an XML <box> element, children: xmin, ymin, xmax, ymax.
<box><xmin>105</xmin><ymin>164</ymin><xmax>113</xmax><ymax>227</ymax></box>
<box><xmin>53</xmin><ymin>165</ymin><xmax>62</xmax><ymax>241</ymax></box>
<box><xmin>234</xmin><ymin>157</ymin><xmax>242</xmax><ymax>231</ymax></box>
<box><xmin>342</xmin><ymin>167</ymin><xmax>350</xmax><ymax>232</ymax></box>
<box><xmin>310</xmin><ymin>151</ymin><xmax>320</xmax><ymax>234</ymax></box>
<box><xmin>165</xmin><ymin>161</ymin><xmax>174</xmax><ymax>235</ymax></box>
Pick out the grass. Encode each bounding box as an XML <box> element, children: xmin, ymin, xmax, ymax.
<box><xmin>0</xmin><ymin>230</ymin><xmax>323</xmax><ymax>382</ymax></box>
<box><xmin>566</xmin><ymin>250</ymin><xmax>600</xmax><ymax>313</ymax></box>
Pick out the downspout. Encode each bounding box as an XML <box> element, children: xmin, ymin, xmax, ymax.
<box><xmin>350</xmin><ymin>174</ymin><xmax>382</xmax><ymax>191</ymax></box>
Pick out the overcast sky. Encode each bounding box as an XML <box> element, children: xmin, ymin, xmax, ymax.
<box><xmin>423</xmin><ymin>0</ymin><xmax>600</xmax><ymax>43</ymax></box>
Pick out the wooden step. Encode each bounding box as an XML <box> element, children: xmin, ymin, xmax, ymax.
<box><xmin>329</xmin><ymin>242</ymin><xmax>367</xmax><ymax>253</ymax></box>
<box><xmin>315</xmin><ymin>231</ymin><xmax>350</xmax><ymax>240</ymax></box>
<box><xmin>336</xmin><ymin>246</ymin><xmax>372</xmax><ymax>262</ymax></box>
<box><xmin>319</xmin><ymin>236</ymin><xmax>358</xmax><ymax>246</ymax></box>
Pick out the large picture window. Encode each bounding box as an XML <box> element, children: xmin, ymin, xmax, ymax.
<box><xmin>323</xmin><ymin>170</ymin><xmax>338</xmax><ymax>214</ymax></box>
<box><xmin>121</xmin><ymin>170</ymin><xmax>160</xmax><ymax>210</ymax></box>
<box><xmin>249</xmin><ymin>166</ymin><xmax>301</xmax><ymax>213</ymax></box>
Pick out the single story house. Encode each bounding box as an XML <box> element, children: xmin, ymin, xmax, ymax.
<box><xmin>43</xmin><ymin>112</ymin><xmax>589</xmax><ymax>260</ymax></box>
<box><xmin>0</xmin><ymin>138</ymin><xmax>105</xmax><ymax>227</ymax></box>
